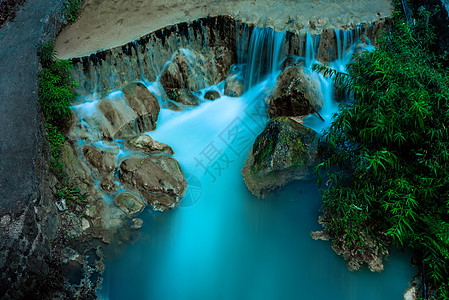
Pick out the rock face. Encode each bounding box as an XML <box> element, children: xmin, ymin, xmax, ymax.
<box><xmin>159</xmin><ymin>48</ymin><xmax>232</xmax><ymax>107</ymax></box>
<box><xmin>242</xmin><ymin>117</ymin><xmax>318</xmax><ymax>198</ymax></box>
<box><xmin>267</xmin><ymin>66</ymin><xmax>323</xmax><ymax>118</ymax></box>
<box><xmin>119</xmin><ymin>156</ymin><xmax>187</xmax><ymax>211</ymax></box>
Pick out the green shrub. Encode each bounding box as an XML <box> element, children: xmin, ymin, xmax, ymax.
<box><xmin>38</xmin><ymin>41</ymin><xmax>77</xmax><ymax>126</ymax></box>
<box><xmin>63</xmin><ymin>0</ymin><xmax>83</xmax><ymax>23</ymax></box>
<box><xmin>314</xmin><ymin>6</ymin><xmax>449</xmax><ymax>298</ymax></box>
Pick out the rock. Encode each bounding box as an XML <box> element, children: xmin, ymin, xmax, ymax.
<box><xmin>93</xmin><ymin>82</ymin><xmax>160</xmax><ymax>139</ymax></box>
<box><xmin>60</xmin><ymin>141</ymin><xmax>94</xmax><ymax>185</ymax></box>
<box><xmin>165</xmin><ymin>88</ymin><xmax>199</xmax><ymax>106</ymax></box>
<box><xmin>82</xmin><ymin>144</ymin><xmax>117</xmax><ymax>175</ymax></box>
<box><xmin>242</xmin><ymin>117</ymin><xmax>318</xmax><ymax>198</ymax></box>
<box><xmin>204</xmin><ymin>90</ymin><xmax>220</xmax><ymax>101</ymax></box>
<box><xmin>159</xmin><ymin>48</ymin><xmax>232</xmax><ymax>106</ymax></box>
<box><xmin>125</xmin><ymin>134</ymin><xmax>174</xmax><ymax>155</ymax></box>
<box><xmin>114</xmin><ymin>193</ymin><xmax>145</xmax><ymax>216</ymax></box>
<box><xmin>224</xmin><ymin>66</ymin><xmax>244</xmax><ymax>97</ymax></box>
<box><xmin>131</xmin><ymin>218</ymin><xmax>143</xmax><ymax>230</ymax></box>
<box><xmin>121</xmin><ymin>82</ymin><xmax>160</xmax><ymax>133</ymax></box>
<box><xmin>280</xmin><ymin>56</ymin><xmax>304</xmax><ymax>71</ymax></box>
<box><xmin>119</xmin><ymin>155</ymin><xmax>187</xmax><ymax>211</ymax></box>
<box><xmin>403</xmin><ymin>286</ymin><xmax>417</xmax><ymax>300</ymax></box>
<box><xmin>99</xmin><ymin>176</ymin><xmax>117</xmax><ymax>193</ymax></box>
<box><xmin>318</xmin><ymin>28</ymin><xmax>338</xmax><ymax>62</ymax></box>
<box><xmin>267</xmin><ymin>66</ymin><xmax>323</xmax><ymax>118</ymax></box>
<box><xmin>159</xmin><ymin>62</ymin><xmax>183</xmax><ymax>89</ymax></box>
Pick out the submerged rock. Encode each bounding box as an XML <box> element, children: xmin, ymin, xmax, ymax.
<box><xmin>125</xmin><ymin>134</ymin><xmax>174</xmax><ymax>155</ymax></box>
<box><xmin>242</xmin><ymin>117</ymin><xmax>318</xmax><ymax>198</ymax></box>
<box><xmin>114</xmin><ymin>192</ymin><xmax>145</xmax><ymax>216</ymax></box>
<box><xmin>224</xmin><ymin>66</ymin><xmax>244</xmax><ymax>97</ymax></box>
<box><xmin>119</xmin><ymin>155</ymin><xmax>187</xmax><ymax>211</ymax></box>
<box><xmin>267</xmin><ymin>66</ymin><xmax>323</xmax><ymax>118</ymax></box>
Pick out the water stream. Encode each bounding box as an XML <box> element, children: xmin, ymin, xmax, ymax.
<box><xmin>70</xmin><ymin>25</ymin><xmax>416</xmax><ymax>299</ymax></box>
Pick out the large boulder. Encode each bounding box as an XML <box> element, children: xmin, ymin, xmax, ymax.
<box><xmin>242</xmin><ymin>117</ymin><xmax>319</xmax><ymax>198</ymax></box>
<box><xmin>267</xmin><ymin>66</ymin><xmax>323</xmax><ymax>118</ymax></box>
<box><xmin>119</xmin><ymin>155</ymin><xmax>187</xmax><ymax>211</ymax></box>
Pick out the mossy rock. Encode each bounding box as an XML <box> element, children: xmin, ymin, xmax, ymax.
<box><xmin>242</xmin><ymin>117</ymin><xmax>318</xmax><ymax>198</ymax></box>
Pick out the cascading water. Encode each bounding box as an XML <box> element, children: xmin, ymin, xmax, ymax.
<box><xmin>68</xmin><ymin>24</ymin><xmax>415</xmax><ymax>300</ymax></box>
<box><xmin>241</xmin><ymin>26</ymin><xmax>285</xmax><ymax>89</ymax></box>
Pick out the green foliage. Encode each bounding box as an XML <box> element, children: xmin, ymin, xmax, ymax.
<box><xmin>38</xmin><ymin>41</ymin><xmax>77</xmax><ymax>126</ymax></box>
<box><xmin>314</xmin><ymin>7</ymin><xmax>449</xmax><ymax>296</ymax></box>
<box><xmin>63</xmin><ymin>0</ymin><xmax>83</xmax><ymax>23</ymax></box>
<box><xmin>38</xmin><ymin>41</ymin><xmax>83</xmax><ymax>209</ymax></box>
<box><xmin>45</xmin><ymin>123</ymin><xmax>65</xmax><ymax>174</ymax></box>
<box><xmin>55</xmin><ymin>177</ymin><xmax>85</xmax><ymax>207</ymax></box>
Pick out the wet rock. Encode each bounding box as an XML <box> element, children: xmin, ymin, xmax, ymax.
<box><xmin>280</xmin><ymin>56</ymin><xmax>304</xmax><ymax>71</ymax></box>
<box><xmin>161</xmin><ymin>100</ymin><xmax>184</xmax><ymax>111</ymax></box>
<box><xmin>403</xmin><ymin>286</ymin><xmax>417</xmax><ymax>300</ymax></box>
<box><xmin>114</xmin><ymin>193</ymin><xmax>145</xmax><ymax>216</ymax></box>
<box><xmin>125</xmin><ymin>134</ymin><xmax>174</xmax><ymax>155</ymax></box>
<box><xmin>204</xmin><ymin>90</ymin><xmax>220</xmax><ymax>101</ymax></box>
<box><xmin>165</xmin><ymin>88</ymin><xmax>199</xmax><ymax>106</ymax></box>
<box><xmin>119</xmin><ymin>155</ymin><xmax>187</xmax><ymax>211</ymax></box>
<box><xmin>82</xmin><ymin>144</ymin><xmax>117</xmax><ymax>175</ymax></box>
<box><xmin>99</xmin><ymin>176</ymin><xmax>117</xmax><ymax>193</ymax></box>
<box><xmin>224</xmin><ymin>66</ymin><xmax>244</xmax><ymax>97</ymax></box>
<box><xmin>93</xmin><ymin>82</ymin><xmax>160</xmax><ymax>139</ymax></box>
<box><xmin>267</xmin><ymin>66</ymin><xmax>323</xmax><ymax>118</ymax></box>
<box><xmin>131</xmin><ymin>218</ymin><xmax>143</xmax><ymax>230</ymax></box>
<box><xmin>318</xmin><ymin>28</ymin><xmax>338</xmax><ymax>62</ymax></box>
<box><xmin>242</xmin><ymin>117</ymin><xmax>318</xmax><ymax>198</ymax></box>
<box><xmin>159</xmin><ymin>48</ymin><xmax>232</xmax><ymax>106</ymax></box>
<box><xmin>121</xmin><ymin>82</ymin><xmax>160</xmax><ymax>132</ymax></box>
<box><xmin>159</xmin><ymin>61</ymin><xmax>183</xmax><ymax>89</ymax></box>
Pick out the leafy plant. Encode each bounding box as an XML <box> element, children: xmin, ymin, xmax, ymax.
<box><xmin>63</xmin><ymin>0</ymin><xmax>83</xmax><ymax>23</ymax></box>
<box><xmin>38</xmin><ymin>41</ymin><xmax>77</xmax><ymax>126</ymax></box>
<box><xmin>45</xmin><ymin>123</ymin><xmax>65</xmax><ymax>174</ymax></box>
<box><xmin>314</xmin><ymin>4</ymin><xmax>449</xmax><ymax>298</ymax></box>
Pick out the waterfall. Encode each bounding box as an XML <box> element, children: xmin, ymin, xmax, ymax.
<box><xmin>242</xmin><ymin>27</ymin><xmax>285</xmax><ymax>90</ymax></box>
<box><xmin>305</xmin><ymin>30</ymin><xmax>315</xmax><ymax>69</ymax></box>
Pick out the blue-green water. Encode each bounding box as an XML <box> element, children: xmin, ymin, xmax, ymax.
<box><xmin>99</xmin><ymin>79</ymin><xmax>415</xmax><ymax>300</ymax></box>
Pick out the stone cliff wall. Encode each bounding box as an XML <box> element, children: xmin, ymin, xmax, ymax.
<box><xmin>70</xmin><ymin>16</ymin><xmax>390</xmax><ymax>98</ymax></box>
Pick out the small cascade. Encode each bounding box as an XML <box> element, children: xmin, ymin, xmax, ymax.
<box><xmin>304</xmin><ymin>31</ymin><xmax>315</xmax><ymax>69</ymax></box>
<box><xmin>243</xmin><ymin>26</ymin><xmax>285</xmax><ymax>90</ymax></box>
